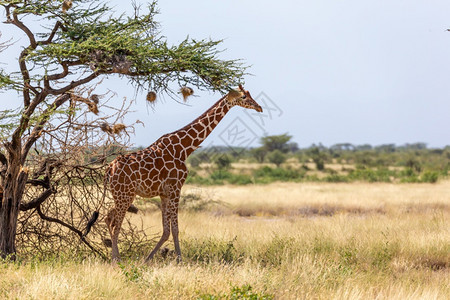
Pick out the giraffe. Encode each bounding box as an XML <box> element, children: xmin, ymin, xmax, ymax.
<box><xmin>103</xmin><ymin>85</ymin><xmax>262</xmax><ymax>262</ymax></box>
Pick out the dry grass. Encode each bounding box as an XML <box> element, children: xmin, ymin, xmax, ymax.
<box><xmin>1</xmin><ymin>181</ymin><xmax>449</xmax><ymax>299</ymax></box>
<box><xmin>185</xmin><ymin>181</ymin><xmax>449</xmax><ymax>217</ymax></box>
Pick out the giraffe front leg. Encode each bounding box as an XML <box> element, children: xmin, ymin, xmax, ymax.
<box><xmin>145</xmin><ymin>197</ymin><xmax>170</xmax><ymax>263</ymax></box>
<box><xmin>169</xmin><ymin>202</ymin><xmax>182</xmax><ymax>263</ymax></box>
<box><xmin>171</xmin><ymin>216</ymin><xmax>182</xmax><ymax>263</ymax></box>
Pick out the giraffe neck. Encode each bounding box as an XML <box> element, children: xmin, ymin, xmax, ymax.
<box><xmin>174</xmin><ymin>95</ymin><xmax>232</xmax><ymax>159</ymax></box>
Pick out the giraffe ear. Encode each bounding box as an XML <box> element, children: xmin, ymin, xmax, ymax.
<box><xmin>228</xmin><ymin>89</ymin><xmax>241</xmax><ymax>100</ymax></box>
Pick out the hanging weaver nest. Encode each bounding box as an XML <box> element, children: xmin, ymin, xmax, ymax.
<box><xmin>112</xmin><ymin>123</ymin><xmax>126</xmax><ymax>134</ymax></box>
<box><xmin>100</xmin><ymin>123</ymin><xmax>126</xmax><ymax>135</ymax></box>
<box><xmin>146</xmin><ymin>91</ymin><xmax>157</xmax><ymax>103</ymax></box>
<box><xmin>100</xmin><ymin>123</ymin><xmax>112</xmax><ymax>134</ymax></box>
<box><xmin>62</xmin><ymin>0</ymin><xmax>72</xmax><ymax>13</ymax></box>
<box><xmin>70</xmin><ymin>94</ymin><xmax>99</xmax><ymax>115</ymax></box>
<box><xmin>180</xmin><ymin>86</ymin><xmax>194</xmax><ymax>102</ymax></box>
<box><xmin>87</xmin><ymin>102</ymin><xmax>99</xmax><ymax>115</ymax></box>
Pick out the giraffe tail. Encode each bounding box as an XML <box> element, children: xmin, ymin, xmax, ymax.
<box><xmin>82</xmin><ymin>211</ymin><xmax>99</xmax><ymax>238</ymax></box>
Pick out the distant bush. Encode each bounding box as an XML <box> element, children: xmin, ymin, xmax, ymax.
<box><xmin>420</xmin><ymin>171</ymin><xmax>439</xmax><ymax>183</ymax></box>
<box><xmin>228</xmin><ymin>174</ymin><xmax>253</xmax><ymax>185</ymax></box>
<box><xmin>324</xmin><ymin>174</ymin><xmax>349</xmax><ymax>183</ymax></box>
<box><xmin>188</xmin><ymin>156</ymin><xmax>201</xmax><ymax>168</ymax></box>
<box><xmin>214</xmin><ymin>154</ymin><xmax>232</xmax><ymax>170</ymax></box>
<box><xmin>250</xmin><ymin>147</ymin><xmax>267</xmax><ymax>163</ymax></box>
<box><xmin>210</xmin><ymin>169</ymin><xmax>232</xmax><ymax>181</ymax></box>
<box><xmin>186</xmin><ymin>170</ymin><xmax>252</xmax><ymax>185</ymax></box>
<box><xmin>184</xmin><ymin>143</ymin><xmax>448</xmax><ymax>185</ymax></box>
<box><xmin>348</xmin><ymin>168</ymin><xmax>392</xmax><ymax>182</ymax></box>
<box><xmin>267</xmin><ymin>150</ymin><xmax>286</xmax><ymax>167</ymax></box>
<box><xmin>253</xmin><ymin>166</ymin><xmax>304</xmax><ymax>183</ymax></box>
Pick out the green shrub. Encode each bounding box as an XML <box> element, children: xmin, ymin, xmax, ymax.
<box><xmin>267</xmin><ymin>150</ymin><xmax>286</xmax><ymax>167</ymax></box>
<box><xmin>253</xmin><ymin>166</ymin><xmax>304</xmax><ymax>183</ymax></box>
<box><xmin>210</xmin><ymin>169</ymin><xmax>232</xmax><ymax>182</ymax></box>
<box><xmin>348</xmin><ymin>168</ymin><xmax>392</xmax><ymax>182</ymax></box>
<box><xmin>228</xmin><ymin>174</ymin><xmax>253</xmax><ymax>185</ymax></box>
<box><xmin>324</xmin><ymin>174</ymin><xmax>349</xmax><ymax>183</ymax></box>
<box><xmin>420</xmin><ymin>171</ymin><xmax>439</xmax><ymax>183</ymax></box>
<box><xmin>214</xmin><ymin>154</ymin><xmax>232</xmax><ymax>170</ymax></box>
<box><xmin>188</xmin><ymin>156</ymin><xmax>201</xmax><ymax>168</ymax></box>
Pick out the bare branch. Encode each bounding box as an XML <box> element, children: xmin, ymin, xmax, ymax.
<box><xmin>0</xmin><ymin>152</ymin><xmax>6</xmax><ymax>166</ymax></box>
<box><xmin>43</xmin><ymin>60</ymin><xmax>83</xmax><ymax>90</ymax></box>
<box><xmin>45</xmin><ymin>72</ymin><xmax>99</xmax><ymax>95</ymax></box>
<box><xmin>37</xmin><ymin>21</ymin><xmax>65</xmax><ymax>46</ymax></box>
<box><xmin>46</xmin><ymin>62</ymin><xmax>69</xmax><ymax>81</ymax></box>
<box><xmin>19</xmin><ymin>188</ymin><xmax>53</xmax><ymax>211</ymax></box>
<box><xmin>21</xmin><ymin>93</ymin><xmax>71</xmax><ymax>163</ymax></box>
<box><xmin>18</xmin><ymin>48</ymin><xmax>32</xmax><ymax>107</ymax></box>
<box><xmin>10</xmin><ymin>9</ymin><xmax>37</xmax><ymax>48</ymax></box>
<box><xmin>36</xmin><ymin>206</ymin><xmax>107</xmax><ymax>260</ymax></box>
<box><xmin>26</xmin><ymin>179</ymin><xmax>50</xmax><ymax>189</ymax></box>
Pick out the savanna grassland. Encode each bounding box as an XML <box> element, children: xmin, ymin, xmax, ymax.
<box><xmin>1</xmin><ymin>181</ymin><xmax>449</xmax><ymax>299</ymax></box>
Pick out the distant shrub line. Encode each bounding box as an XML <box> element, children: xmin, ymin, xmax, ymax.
<box><xmin>183</xmin><ymin>136</ymin><xmax>449</xmax><ymax>185</ymax></box>
<box><xmin>186</xmin><ymin>166</ymin><xmax>442</xmax><ymax>185</ymax></box>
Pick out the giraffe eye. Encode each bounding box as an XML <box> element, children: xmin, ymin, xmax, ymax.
<box><xmin>242</xmin><ymin>94</ymin><xmax>247</xmax><ymax>99</ymax></box>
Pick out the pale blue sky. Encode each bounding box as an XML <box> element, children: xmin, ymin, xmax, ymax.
<box><xmin>2</xmin><ymin>1</ymin><xmax>450</xmax><ymax>148</ymax></box>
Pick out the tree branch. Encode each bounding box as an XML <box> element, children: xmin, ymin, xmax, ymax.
<box><xmin>43</xmin><ymin>60</ymin><xmax>83</xmax><ymax>91</ymax></box>
<box><xmin>45</xmin><ymin>72</ymin><xmax>99</xmax><ymax>95</ymax></box>
<box><xmin>37</xmin><ymin>21</ymin><xmax>65</xmax><ymax>46</ymax></box>
<box><xmin>26</xmin><ymin>179</ymin><xmax>50</xmax><ymax>189</ymax></box>
<box><xmin>8</xmin><ymin>92</ymin><xmax>45</xmax><ymax>157</ymax></box>
<box><xmin>10</xmin><ymin>9</ymin><xmax>37</xmax><ymax>48</ymax></box>
<box><xmin>18</xmin><ymin>47</ymin><xmax>32</xmax><ymax>107</ymax></box>
<box><xmin>19</xmin><ymin>188</ymin><xmax>53</xmax><ymax>211</ymax></box>
<box><xmin>46</xmin><ymin>62</ymin><xmax>69</xmax><ymax>81</ymax></box>
<box><xmin>0</xmin><ymin>152</ymin><xmax>6</xmax><ymax>166</ymax></box>
<box><xmin>36</xmin><ymin>206</ymin><xmax>107</xmax><ymax>260</ymax></box>
<box><xmin>21</xmin><ymin>93</ymin><xmax>71</xmax><ymax>164</ymax></box>
<box><xmin>3</xmin><ymin>3</ymin><xmax>39</xmax><ymax>108</ymax></box>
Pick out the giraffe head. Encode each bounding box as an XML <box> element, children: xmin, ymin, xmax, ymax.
<box><xmin>227</xmin><ymin>84</ymin><xmax>263</xmax><ymax>112</ymax></box>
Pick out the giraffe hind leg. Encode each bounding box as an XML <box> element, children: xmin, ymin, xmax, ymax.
<box><xmin>106</xmin><ymin>206</ymin><xmax>127</xmax><ymax>262</ymax></box>
<box><xmin>105</xmin><ymin>208</ymin><xmax>116</xmax><ymax>234</ymax></box>
<box><xmin>103</xmin><ymin>208</ymin><xmax>116</xmax><ymax>247</ymax></box>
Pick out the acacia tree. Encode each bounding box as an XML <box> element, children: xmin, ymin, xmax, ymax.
<box><xmin>0</xmin><ymin>0</ymin><xmax>245</xmax><ymax>259</ymax></box>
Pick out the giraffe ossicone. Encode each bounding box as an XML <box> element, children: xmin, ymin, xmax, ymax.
<box><xmin>98</xmin><ymin>85</ymin><xmax>262</xmax><ymax>262</ymax></box>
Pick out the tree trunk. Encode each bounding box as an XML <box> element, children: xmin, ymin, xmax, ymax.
<box><xmin>0</xmin><ymin>156</ymin><xmax>27</xmax><ymax>260</ymax></box>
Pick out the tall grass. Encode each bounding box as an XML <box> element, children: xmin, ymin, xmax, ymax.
<box><xmin>1</xmin><ymin>182</ymin><xmax>448</xmax><ymax>299</ymax></box>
